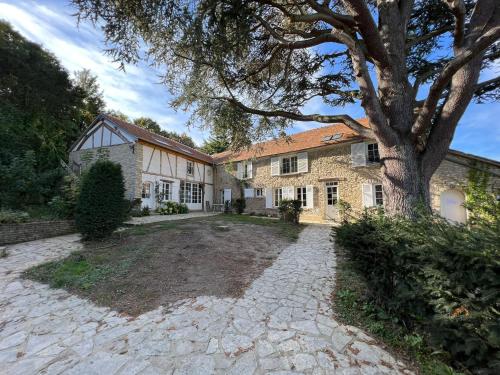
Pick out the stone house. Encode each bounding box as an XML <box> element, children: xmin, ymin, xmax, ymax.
<box><xmin>69</xmin><ymin>114</ymin><xmax>499</xmax><ymax>223</ymax></box>
<box><xmin>69</xmin><ymin>114</ymin><xmax>214</xmax><ymax>212</ymax></box>
<box><xmin>212</xmin><ymin>121</ymin><xmax>499</xmax><ymax>223</ymax></box>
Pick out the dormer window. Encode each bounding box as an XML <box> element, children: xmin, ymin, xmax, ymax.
<box><xmin>367</xmin><ymin>143</ymin><xmax>380</xmax><ymax>163</ymax></box>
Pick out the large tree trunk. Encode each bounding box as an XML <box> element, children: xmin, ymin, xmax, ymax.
<box><xmin>379</xmin><ymin>143</ymin><xmax>431</xmax><ymax>217</ymax></box>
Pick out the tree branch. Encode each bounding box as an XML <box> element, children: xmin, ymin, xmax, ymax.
<box><xmin>341</xmin><ymin>0</ymin><xmax>391</xmax><ymax>68</ymax></box>
<box><xmin>222</xmin><ymin>96</ymin><xmax>375</xmax><ymax>138</ymax></box>
<box><xmin>443</xmin><ymin>0</ymin><xmax>466</xmax><ymax>49</ymax></box>
<box><xmin>406</xmin><ymin>25</ymin><xmax>454</xmax><ymax>48</ymax></box>
<box><xmin>412</xmin><ymin>25</ymin><xmax>500</xmax><ymax>138</ymax></box>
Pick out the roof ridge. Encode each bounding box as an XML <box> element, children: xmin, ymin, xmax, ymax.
<box><xmin>103</xmin><ymin>114</ymin><xmax>213</xmax><ymax>159</ymax></box>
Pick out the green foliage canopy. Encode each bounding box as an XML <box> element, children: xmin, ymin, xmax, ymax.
<box><xmin>0</xmin><ymin>21</ymin><xmax>86</xmax><ymax>207</ymax></box>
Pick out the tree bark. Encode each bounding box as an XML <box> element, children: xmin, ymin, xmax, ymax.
<box><xmin>379</xmin><ymin>142</ymin><xmax>430</xmax><ymax>217</ymax></box>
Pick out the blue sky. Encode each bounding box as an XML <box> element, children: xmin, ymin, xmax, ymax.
<box><xmin>1</xmin><ymin>0</ymin><xmax>498</xmax><ymax>160</ymax></box>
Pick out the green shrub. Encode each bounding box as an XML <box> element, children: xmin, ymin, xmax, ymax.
<box><xmin>157</xmin><ymin>201</ymin><xmax>188</xmax><ymax>215</ymax></box>
<box><xmin>278</xmin><ymin>199</ymin><xmax>302</xmax><ymax>223</ymax></box>
<box><xmin>75</xmin><ymin>160</ymin><xmax>126</xmax><ymax>240</ymax></box>
<box><xmin>48</xmin><ymin>174</ymin><xmax>80</xmax><ymax>219</ymax></box>
<box><xmin>334</xmin><ymin>208</ymin><xmax>500</xmax><ymax>373</ymax></box>
<box><xmin>0</xmin><ymin>209</ymin><xmax>30</xmax><ymax>224</ymax></box>
<box><xmin>233</xmin><ymin>198</ymin><xmax>246</xmax><ymax>214</ymax></box>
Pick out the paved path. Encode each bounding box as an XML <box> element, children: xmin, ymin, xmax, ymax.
<box><xmin>0</xmin><ymin>226</ymin><xmax>412</xmax><ymax>374</ymax></box>
<box><xmin>125</xmin><ymin>212</ymin><xmax>219</xmax><ymax>225</ymax></box>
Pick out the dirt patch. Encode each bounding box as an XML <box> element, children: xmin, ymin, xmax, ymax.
<box><xmin>26</xmin><ymin>216</ymin><xmax>300</xmax><ymax>316</ymax></box>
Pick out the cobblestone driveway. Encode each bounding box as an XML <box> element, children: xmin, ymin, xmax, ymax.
<box><xmin>0</xmin><ymin>225</ymin><xmax>412</xmax><ymax>374</ymax></box>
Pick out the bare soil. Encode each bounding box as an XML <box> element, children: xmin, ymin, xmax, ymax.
<box><xmin>43</xmin><ymin>216</ymin><xmax>299</xmax><ymax>316</ymax></box>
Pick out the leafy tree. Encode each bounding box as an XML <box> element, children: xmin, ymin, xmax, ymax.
<box><xmin>0</xmin><ymin>21</ymin><xmax>83</xmax><ymax>208</ymax></box>
<box><xmin>75</xmin><ymin>160</ymin><xmax>126</xmax><ymax>239</ymax></box>
<box><xmin>133</xmin><ymin>116</ymin><xmax>198</xmax><ymax>148</ymax></box>
<box><xmin>201</xmin><ymin>134</ymin><xmax>230</xmax><ymax>154</ymax></box>
<box><xmin>134</xmin><ymin>117</ymin><xmax>163</xmax><ymax>134</ymax></box>
<box><xmin>72</xmin><ymin>0</ymin><xmax>500</xmax><ymax>217</ymax></box>
<box><xmin>73</xmin><ymin>69</ymin><xmax>106</xmax><ymax>128</ymax></box>
<box><xmin>107</xmin><ymin>109</ymin><xmax>130</xmax><ymax>122</ymax></box>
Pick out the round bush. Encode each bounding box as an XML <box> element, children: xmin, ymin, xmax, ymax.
<box><xmin>75</xmin><ymin>160</ymin><xmax>126</xmax><ymax>239</ymax></box>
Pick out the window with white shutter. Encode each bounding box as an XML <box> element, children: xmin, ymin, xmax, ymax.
<box><xmin>362</xmin><ymin>183</ymin><xmax>374</xmax><ymax>207</ymax></box>
<box><xmin>246</xmin><ymin>161</ymin><xmax>252</xmax><ymax>179</ymax></box>
<box><xmin>297</xmin><ymin>152</ymin><xmax>308</xmax><ymax>173</ymax></box>
<box><xmin>271</xmin><ymin>157</ymin><xmax>280</xmax><ymax>176</ymax></box>
<box><xmin>305</xmin><ymin>185</ymin><xmax>314</xmax><ymax>208</ymax></box>
<box><xmin>265</xmin><ymin>188</ymin><xmax>273</xmax><ymax>208</ymax></box>
<box><xmin>236</xmin><ymin>162</ymin><xmax>243</xmax><ymax>179</ymax></box>
<box><xmin>283</xmin><ymin>186</ymin><xmax>295</xmax><ymax>200</ymax></box>
<box><xmin>351</xmin><ymin>143</ymin><xmax>367</xmax><ymax>167</ymax></box>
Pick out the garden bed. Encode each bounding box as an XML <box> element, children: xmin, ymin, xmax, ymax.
<box><xmin>24</xmin><ymin>215</ymin><xmax>303</xmax><ymax>316</ymax></box>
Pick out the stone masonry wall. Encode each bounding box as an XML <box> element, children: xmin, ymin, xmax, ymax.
<box><xmin>0</xmin><ymin>221</ymin><xmax>76</xmax><ymax>245</ymax></box>
<box><xmin>215</xmin><ymin>143</ymin><xmax>498</xmax><ymax>222</ymax></box>
<box><xmin>69</xmin><ymin>143</ymin><xmax>139</xmax><ymax>200</ymax></box>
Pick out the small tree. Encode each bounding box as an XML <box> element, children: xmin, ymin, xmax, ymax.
<box><xmin>75</xmin><ymin>160</ymin><xmax>126</xmax><ymax>239</ymax></box>
<box><xmin>279</xmin><ymin>199</ymin><xmax>303</xmax><ymax>224</ymax></box>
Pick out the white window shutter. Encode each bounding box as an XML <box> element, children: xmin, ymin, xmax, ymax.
<box><xmin>362</xmin><ymin>184</ymin><xmax>374</xmax><ymax>207</ymax></box>
<box><xmin>271</xmin><ymin>157</ymin><xmax>280</xmax><ymax>176</ymax></box>
<box><xmin>306</xmin><ymin>185</ymin><xmax>314</xmax><ymax>208</ymax></box>
<box><xmin>297</xmin><ymin>152</ymin><xmax>308</xmax><ymax>173</ymax></box>
<box><xmin>244</xmin><ymin>188</ymin><xmax>254</xmax><ymax>198</ymax></box>
<box><xmin>351</xmin><ymin>143</ymin><xmax>367</xmax><ymax>167</ymax></box>
<box><xmin>265</xmin><ymin>188</ymin><xmax>273</xmax><ymax>208</ymax></box>
<box><xmin>236</xmin><ymin>162</ymin><xmax>243</xmax><ymax>179</ymax></box>
<box><xmin>247</xmin><ymin>161</ymin><xmax>253</xmax><ymax>179</ymax></box>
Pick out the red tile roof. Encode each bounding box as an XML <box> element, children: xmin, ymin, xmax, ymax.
<box><xmin>212</xmin><ymin>118</ymin><xmax>370</xmax><ymax>163</ymax></box>
<box><xmin>103</xmin><ymin>114</ymin><xmax>213</xmax><ymax>163</ymax></box>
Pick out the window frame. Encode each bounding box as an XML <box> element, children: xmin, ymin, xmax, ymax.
<box><xmin>186</xmin><ymin>160</ymin><xmax>194</xmax><ymax>176</ymax></box>
<box><xmin>367</xmin><ymin>143</ymin><xmax>380</xmax><ymax>163</ymax></box>
<box><xmin>242</xmin><ymin>162</ymin><xmax>249</xmax><ymax>179</ymax></box>
<box><xmin>374</xmin><ymin>184</ymin><xmax>383</xmax><ymax>206</ymax></box>
<box><xmin>180</xmin><ymin>181</ymin><xmax>203</xmax><ymax>204</ymax></box>
<box><xmin>326</xmin><ymin>181</ymin><xmax>339</xmax><ymax>206</ymax></box>
<box><xmin>274</xmin><ymin>188</ymin><xmax>283</xmax><ymax>207</ymax></box>
<box><xmin>142</xmin><ymin>183</ymin><xmax>151</xmax><ymax>199</ymax></box>
<box><xmin>255</xmin><ymin>188</ymin><xmax>264</xmax><ymax>198</ymax></box>
<box><xmin>280</xmin><ymin>155</ymin><xmax>298</xmax><ymax>175</ymax></box>
<box><xmin>296</xmin><ymin>186</ymin><xmax>307</xmax><ymax>207</ymax></box>
<box><xmin>160</xmin><ymin>181</ymin><xmax>172</xmax><ymax>201</ymax></box>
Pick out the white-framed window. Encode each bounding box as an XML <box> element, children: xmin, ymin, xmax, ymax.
<box><xmin>242</xmin><ymin>162</ymin><xmax>249</xmax><ymax>179</ymax></box>
<box><xmin>296</xmin><ymin>187</ymin><xmax>307</xmax><ymax>207</ymax></box>
<box><xmin>255</xmin><ymin>188</ymin><xmax>264</xmax><ymax>198</ymax></box>
<box><xmin>326</xmin><ymin>181</ymin><xmax>339</xmax><ymax>205</ymax></box>
<box><xmin>374</xmin><ymin>184</ymin><xmax>383</xmax><ymax>206</ymax></box>
<box><xmin>186</xmin><ymin>161</ymin><xmax>194</xmax><ymax>176</ymax></box>
<box><xmin>160</xmin><ymin>182</ymin><xmax>172</xmax><ymax>201</ymax></box>
<box><xmin>142</xmin><ymin>183</ymin><xmax>151</xmax><ymax>199</ymax></box>
<box><xmin>180</xmin><ymin>181</ymin><xmax>202</xmax><ymax>204</ymax></box>
<box><xmin>281</xmin><ymin>156</ymin><xmax>298</xmax><ymax>174</ymax></box>
<box><xmin>274</xmin><ymin>188</ymin><xmax>283</xmax><ymax>207</ymax></box>
<box><xmin>367</xmin><ymin>143</ymin><xmax>380</xmax><ymax>163</ymax></box>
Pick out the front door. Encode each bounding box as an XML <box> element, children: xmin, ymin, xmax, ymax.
<box><xmin>325</xmin><ymin>181</ymin><xmax>339</xmax><ymax>221</ymax></box>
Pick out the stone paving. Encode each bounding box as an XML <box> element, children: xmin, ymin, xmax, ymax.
<box><xmin>0</xmin><ymin>225</ymin><xmax>413</xmax><ymax>374</ymax></box>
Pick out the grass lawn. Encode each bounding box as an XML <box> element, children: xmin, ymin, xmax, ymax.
<box><xmin>333</xmin><ymin>247</ymin><xmax>463</xmax><ymax>375</ymax></box>
<box><xmin>24</xmin><ymin>214</ymin><xmax>304</xmax><ymax>316</ymax></box>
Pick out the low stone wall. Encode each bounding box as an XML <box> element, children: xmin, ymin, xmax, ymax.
<box><xmin>0</xmin><ymin>220</ymin><xmax>76</xmax><ymax>245</ymax></box>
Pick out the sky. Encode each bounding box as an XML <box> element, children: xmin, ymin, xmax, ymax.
<box><xmin>0</xmin><ymin>0</ymin><xmax>498</xmax><ymax>160</ymax></box>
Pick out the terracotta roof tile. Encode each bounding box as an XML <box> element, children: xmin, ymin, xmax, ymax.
<box><xmin>213</xmin><ymin>118</ymin><xmax>370</xmax><ymax>163</ymax></box>
<box><xmin>102</xmin><ymin>114</ymin><xmax>213</xmax><ymax>163</ymax></box>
